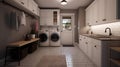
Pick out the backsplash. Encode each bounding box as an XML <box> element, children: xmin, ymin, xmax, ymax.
<box><xmin>91</xmin><ymin>22</ymin><xmax>120</xmax><ymax>36</ymax></box>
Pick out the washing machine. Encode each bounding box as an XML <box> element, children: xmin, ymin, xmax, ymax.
<box><xmin>50</xmin><ymin>30</ymin><xmax>61</xmax><ymax>46</ymax></box>
<box><xmin>39</xmin><ymin>30</ymin><xmax>49</xmax><ymax>46</ymax></box>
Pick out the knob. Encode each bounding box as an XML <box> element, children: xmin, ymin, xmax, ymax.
<box><xmin>94</xmin><ymin>45</ymin><xmax>96</xmax><ymax>47</ymax></box>
<box><xmin>21</xmin><ymin>2</ymin><xmax>24</xmax><ymax>5</ymax></box>
<box><xmin>85</xmin><ymin>42</ymin><xmax>88</xmax><ymax>44</ymax></box>
<box><xmin>102</xmin><ymin>19</ymin><xmax>106</xmax><ymax>21</ymax></box>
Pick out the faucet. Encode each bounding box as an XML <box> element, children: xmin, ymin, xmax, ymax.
<box><xmin>105</xmin><ymin>27</ymin><xmax>112</xmax><ymax>36</ymax></box>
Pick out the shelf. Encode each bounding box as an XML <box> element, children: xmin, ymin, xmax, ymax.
<box><xmin>110</xmin><ymin>47</ymin><xmax>120</xmax><ymax>53</ymax></box>
<box><xmin>110</xmin><ymin>59</ymin><xmax>120</xmax><ymax>66</ymax></box>
<box><xmin>9</xmin><ymin>38</ymin><xmax>39</xmax><ymax>47</ymax></box>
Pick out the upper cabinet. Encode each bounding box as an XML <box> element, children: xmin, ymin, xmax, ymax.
<box><xmin>86</xmin><ymin>0</ymin><xmax>98</xmax><ymax>26</ymax></box>
<box><xmin>4</xmin><ymin>0</ymin><xmax>39</xmax><ymax>16</ymax></box>
<box><xmin>40</xmin><ymin>9</ymin><xmax>60</xmax><ymax>26</ymax></box>
<box><xmin>14</xmin><ymin>0</ymin><xmax>28</xmax><ymax>8</ymax></box>
<box><xmin>28</xmin><ymin>0</ymin><xmax>39</xmax><ymax>16</ymax></box>
<box><xmin>86</xmin><ymin>0</ymin><xmax>119</xmax><ymax>26</ymax></box>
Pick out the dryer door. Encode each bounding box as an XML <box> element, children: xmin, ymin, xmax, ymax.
<box><xmin>39</xmin><ymin>33</ymin><xmax>48</xmax><ymax>43</ymax></box>
<box><xmin>51</xmin><ymin>33</ymin><xmax>59</xmax><ymax>42</ymax></box>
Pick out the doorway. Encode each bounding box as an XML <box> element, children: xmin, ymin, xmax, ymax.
<box><xmin>60</xmin><ymin>13</ymin><xmax>75</xmax><ymax>45</ymax></box>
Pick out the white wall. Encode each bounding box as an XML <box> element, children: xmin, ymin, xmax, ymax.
<box><xmin>91</xmin><ymin>22</ymin><xmax>120</xmax><ymax>36</ymax></box>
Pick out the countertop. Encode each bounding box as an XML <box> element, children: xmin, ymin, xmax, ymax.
<box><xmin>81</xmin><ymin>34</ymin><xmax>120</xmax><ymax>41</ymax></box>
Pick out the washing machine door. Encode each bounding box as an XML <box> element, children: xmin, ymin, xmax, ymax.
<box><xmin>39</xmin><ymin>33</ymin><xmax>48</xmax><ymax>43</ymax></box>
<box><xmin>51</xmin><ymin>33</ymin><xmax>59</xmax><ymax>42</ymax></box>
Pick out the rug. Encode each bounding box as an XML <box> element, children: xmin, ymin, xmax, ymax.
<box><xmin>36</xmin><ymin>55</ymin><xmax>67</xmax><ymax>67</ymax></box>
<box><xmin>63</xmin><ymin>45</ymin><xmax>74</xmax><ymax>47</ymax></box>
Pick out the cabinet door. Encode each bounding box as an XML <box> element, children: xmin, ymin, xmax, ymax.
<box><xmin>105</xmin><ymin>0</ymin><xmax>117</xmax><ymax>22</ymax></box>
<box><xmin>87</xmin><ymin>37</ymin><xmax>92</xmax><ymax>59</ymax></box>
<box><xmin>85</xmin><ymin>0</ymin><xmax>98</xmax><ymax>26</ymax></box>
<box><xmin>14</xmin><ymin>0</ymin><xmax>28</xmax><ymax>8</ymax></box>
<box><xmin>79</xmin><ymin>35</ymin><xmax>82</xmax><ymax>48</ymax></box>
<box><xmin>32</xmin><ymin>2</ymin><xmax>39</xmax><ymax>15</ymax></box>
<box><xmin>40</xmin><ymin>10</ymin><xmax>53</xmax><ymax>25</ymax></box>
<box><xmin>28</xmin><ymin>0</ymin><xmax>35</xmax><ymax>13</ymax></box>
<box><xmin>46</xmin><ymin>10</ymin><xmax>53</xmax><ymax>25</ymax></box>
<box><xmin>79</xmin><ymin>35</ymin><xmax>83</xmax><ymax>50</ymax></box>
<box><xmin>85</xmin><ymin>6</ymin><xmax>91</xmax><ymax>26</ymax></box>
<box><xmin>53</xmin><ymin>10</ymin><xmax>60</xmax><ymax>25</ymax></box>
<box><xmin>40</xmin><ymin>10</ymin><xmax>48</xmax><ymax>25</ymax></box>
<box><xmin>92</xmin><ymin>39</ymin><xmax>101</xmax><ymax>67</ymax></box>
<box><xmin>92</xmin><ymin>0</ymin><xmax>98</xmax><ymax>25</ymax></box>
<box><xmin>98</xmin><ymin>0</ymin><xmax>106</xmax><ymax>24</ymax></box>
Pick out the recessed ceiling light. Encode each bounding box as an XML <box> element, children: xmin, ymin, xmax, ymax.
<box><xmin>61</xmin><ymin>0</ymin><xmax>67</xmax><ymax>5</ymax></box>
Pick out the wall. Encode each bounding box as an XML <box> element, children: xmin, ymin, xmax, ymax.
<box><xmin>0</xmin><ymin>2</ymin><xmax>38</xmax><ymax>60</ymax></box>
<box><xmin>78</xmin><ymin>7</ymin><xmax>89</xmax><ymax>35</ymax></box>
<box><xmin>60</xmin><ymin>9</ymin><xmax>78</xmax><ymax>43</ymax></box>
<box><xmin>91</xmin><ymin>22</ymin><xmax>120</xmax><ymax>36</ymax></box>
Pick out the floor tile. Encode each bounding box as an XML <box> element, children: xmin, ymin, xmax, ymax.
<box><xmin>3</xmin><ymin>44</ymin><xmax>95</xmax><ymax>67</ymax></box>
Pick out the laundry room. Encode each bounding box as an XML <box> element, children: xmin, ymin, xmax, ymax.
<box><xmin>0</xmin><ymin>0</ymin><xmax>120</xmax><ymax>67</ymax></box>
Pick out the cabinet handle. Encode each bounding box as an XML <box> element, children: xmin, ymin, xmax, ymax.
<box><xmin>102</xmin><ymin>19</ymin><xmax>106</xmax><ymax>21</ymax></box>
<box><xmin>94</xmin><ymin>45</ymin><xmax>97</xmax><ymax>47</ymax></box>
<box><xmin>21</xmin><ymin>2</ymin><xmax>24</xmax><ymax>5</ymax></box>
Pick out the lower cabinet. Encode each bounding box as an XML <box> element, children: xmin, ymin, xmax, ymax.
<box><xmin>79</xmin><ymin>35</ymin><xmax>101</xmax><ymax>67</ymax></box>
<box><xmin>10</xmin><ymin>42</ymin><xmax>38</xmax><ymax>60</ymax></box>
<box><xmin>28</xmin><ymin>42</ymin><xmax>38</xmax><ymax>53</ymax></box>
<box><xmin>91</xmin><ymin>39</ymin><xmax>101</xmax><ymax>67</ymax></box>
<box><xmin>10</xmin><ymin>45</ymin><xmax>28</xmax><ymax>60</ymax></box>
<box><xmin>79</xmin><ymin>35</ymin><xmax>120</xmax><ymax>67</ymax></box>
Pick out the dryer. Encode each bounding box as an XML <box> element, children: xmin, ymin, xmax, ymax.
<box><xmin>39</xmin><ymin>30</ymin><xmax>49</xmax><ymax>46</ymax></box>
<box><xmin>50</xmin><ymin>30</ymin><xmax>61</xmax><ymax>46</ymax></box>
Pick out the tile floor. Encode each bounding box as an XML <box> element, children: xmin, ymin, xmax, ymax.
<box><xmin>2</xmin><ymin>44</ymin><xmax>96</xmax><ymax>67</ymax></box>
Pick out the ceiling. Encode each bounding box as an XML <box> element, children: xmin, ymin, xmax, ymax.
<box><xmin>35</xmin><ymin>0</ymin><xmax>93</xmax><ymax>9</ymax></box>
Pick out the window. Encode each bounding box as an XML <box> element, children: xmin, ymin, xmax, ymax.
<box><xmin>62</xmin><ymin>16</ymin><xmax>72</xmax><ymax>31</ymax></box>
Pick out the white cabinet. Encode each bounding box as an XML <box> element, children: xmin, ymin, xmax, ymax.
<box><xmin>91</xmin><ymin>38</ymin><xmax>101</xmax><ymax>67</ymax></box>
<box><xmin>79</xmin><ymin>35</ymin><xmax>101</xmax><ymax>67</ymax></box>
<box><xmin>16</xmin><ymin>0</ymin><xmax>28</xmax><ymax>8</ymax></box>
<box><xmin>79</xmin><ymin>35</ymin><xmax>92</xmax><ymax>59</ymax></box>
<box><xmin>105</xmin><ymin>0</ymin><xmax>117</xmax><ymax>22</ymax></box>
<box><xmin>86</xmin><ymin>0</ymin><xmax>119</xmax><ymax>25</ymax></box>
<box><xmin>98</xmin><ymin>0</ymin><xmax>117</xmax><ymax>23</ymax></box>
<box><xmin>5</xmin><ymin>0</ymin><xmax>39</xmax><ymax>16</ymax></box>
<box><xmin>97</xmin><ymin>0</ymin><xmax>106</xmax><ymax>24</ymax></box>
<box><xmin>85</xmin><ymin>4</ymin><xmax>91</xmax><ymax>26</ymax></box>
<box><xmin>85</xmin><ymin>0</ymin><xmax>98</xmax><ymax>26</ymax></box>
<box><xmin>40</xmin><ymin>9</ymin><xmax>60</xmax><ymax>26</ymax></box>
<box><xmin>79</xmin><ymin>35</ymin><xmax>120</xmax><ymax>67</ymax></box>
<box><xmin>28</xmin><ymin>0</ymin><xmax>39</xmax><ymax>16</ymax></box>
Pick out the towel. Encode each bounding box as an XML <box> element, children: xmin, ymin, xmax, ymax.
<box><xmin>21</xmin><ymin>12</ymin><xmax>26</xmax><ymax>26</ymax></box>
<box><xmin>10</xmin><ymin>11</ymin><xmax>19</xmax><ymax>30</ymax></box>
<box><xmin>35</xmin><ymin>21</ymin><xmax>39</xmax><ymax>32</ymax></box>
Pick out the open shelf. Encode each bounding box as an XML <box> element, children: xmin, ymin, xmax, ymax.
<box><xmin>110</xmin><ymin>59</ymin><xmax>120</xmax><ymax>66</ymax></box>
<box><xmin>110</xmin><ymin>47</ymin><xmax>120</xmax><ymax>53</ymax></box>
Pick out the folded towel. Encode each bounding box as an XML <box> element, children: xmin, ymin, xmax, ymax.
<box><xmin>21</xmin><ymin>12</ymin><xmax>26</xmax><ymax>26</ymax></box>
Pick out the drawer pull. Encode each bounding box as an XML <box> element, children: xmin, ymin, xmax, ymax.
<box><xmin>21</xmin><ymin>2</ymin><xmax>24</xmax><ymax>5</ymax></box>
<box><xmin>94</xmin><ymin>45</ymin><xmax>97</xmax><ymax>47</ymax></box>
<box><xmin>102</xmin><ymin>19</ymin><xmax>106</xmax><ymax>21</ymax></box>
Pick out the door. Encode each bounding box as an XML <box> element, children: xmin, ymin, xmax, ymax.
<box><xmin>60</xmin><ymin>13</ymin><xmax>75</xmax><ymax>45</ymax></box>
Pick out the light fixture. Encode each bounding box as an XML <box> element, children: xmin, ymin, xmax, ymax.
<box><xmin>61</xmin><ymin>0</ymin><xmax>67</xmax><ymax>5</ymax></box>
